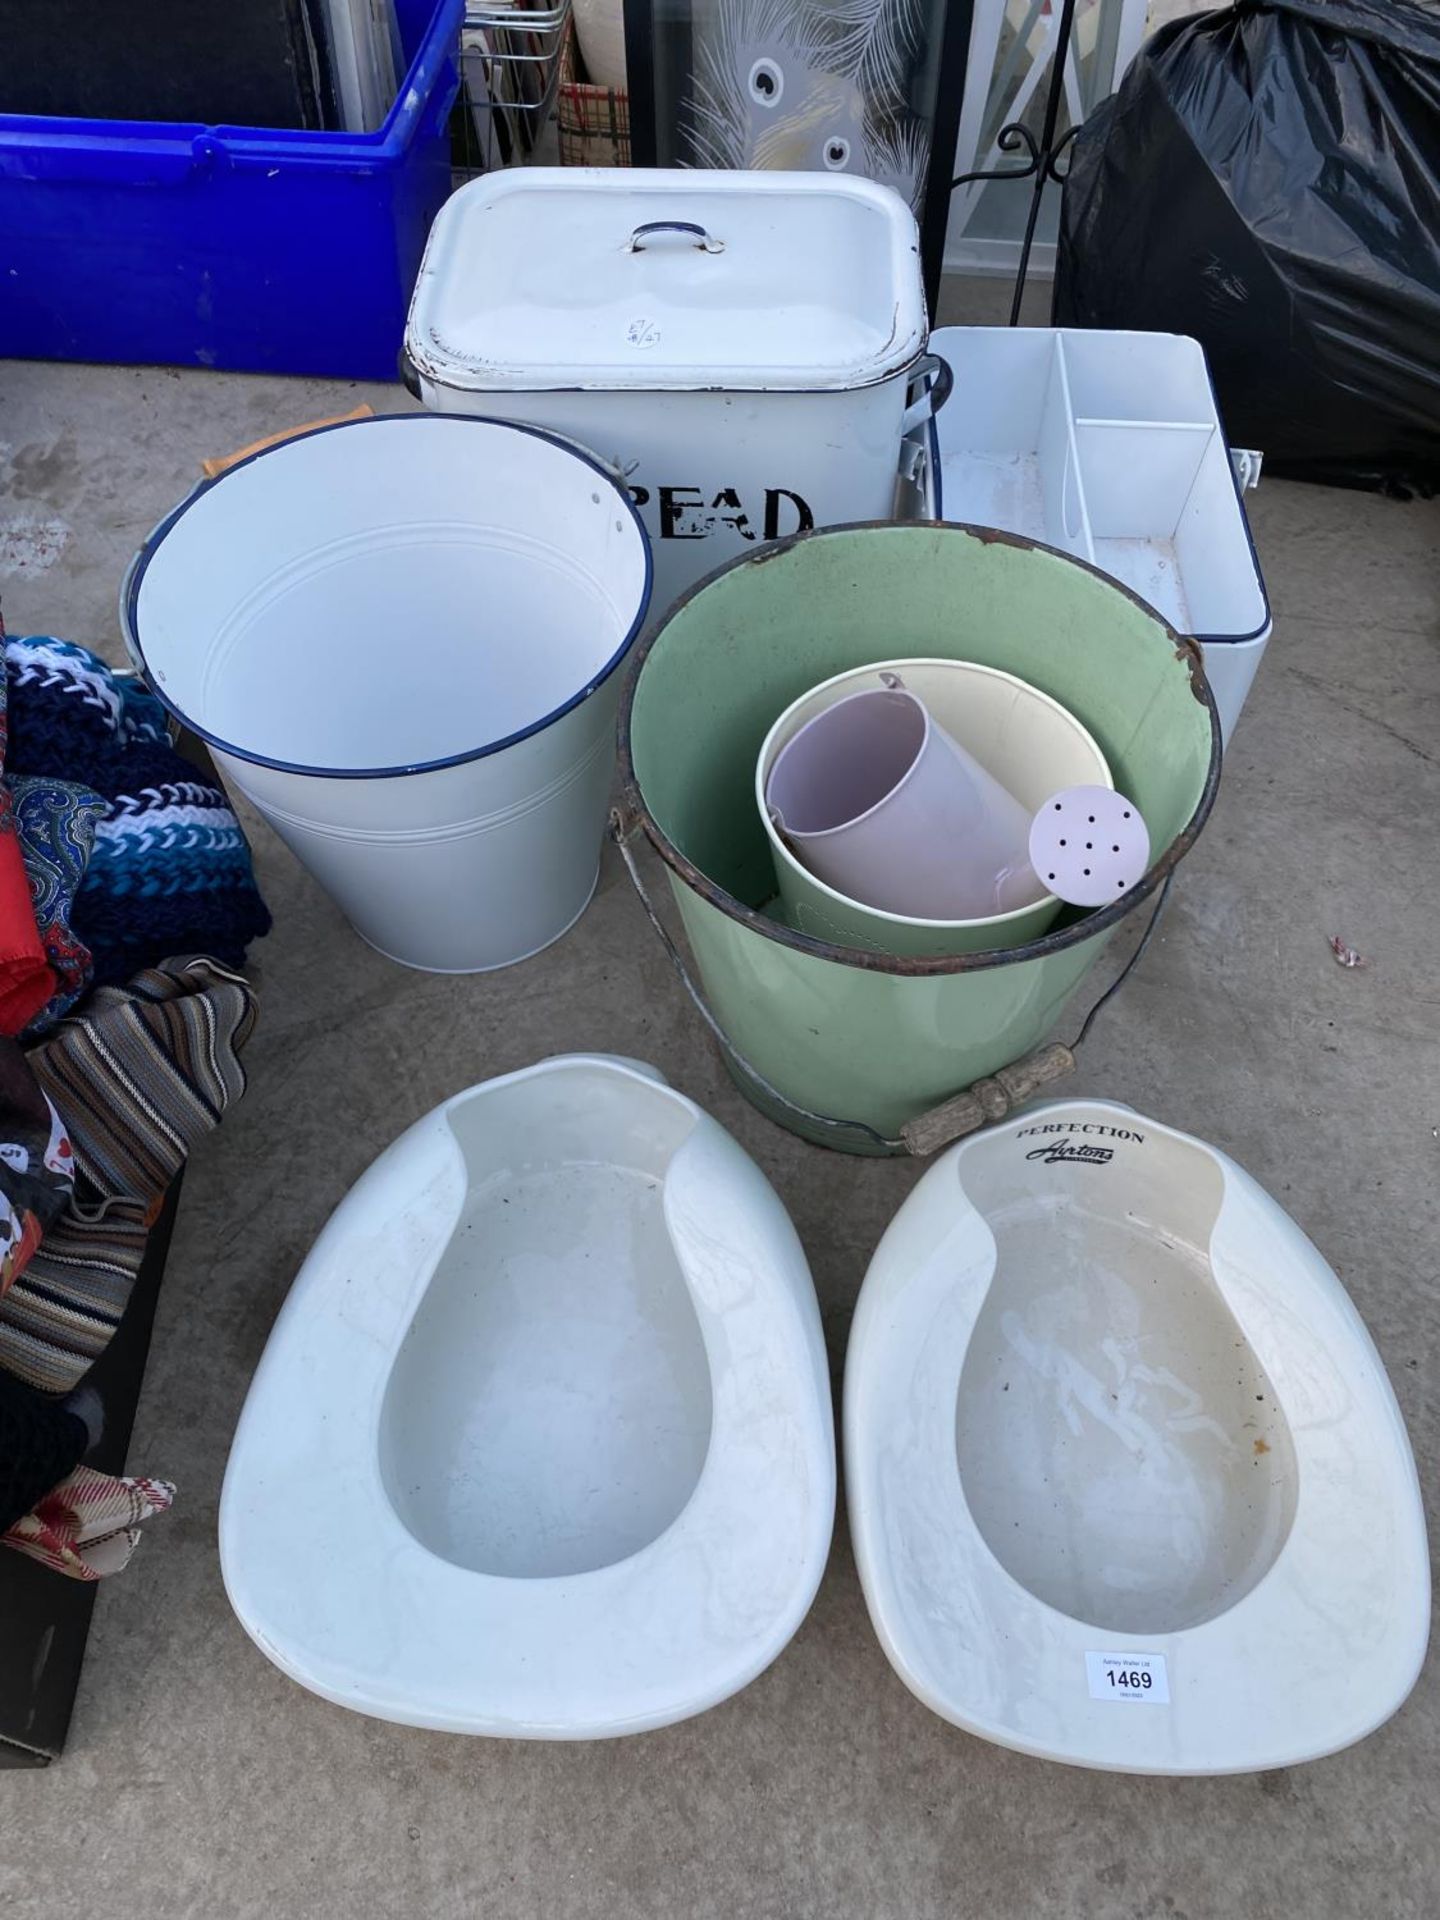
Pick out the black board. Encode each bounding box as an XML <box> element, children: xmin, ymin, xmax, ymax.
<box><xmin>0</xmin><ymin>1</ymin><xmax>336</xmax><ymax>129</ymax></box>
<box><xmin>0</xmin><ymin>1178</ymin><xmax>182</xmax><ymax>1765</ymax></box>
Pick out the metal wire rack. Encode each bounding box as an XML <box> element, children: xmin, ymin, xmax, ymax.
<box><xmin>456</xmin><ymin>0</ymin><xmax>573</xmax><ymax>179</ymax></box>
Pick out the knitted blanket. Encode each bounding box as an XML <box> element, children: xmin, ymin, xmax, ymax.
<box><xmin>4</xmin><ymin>636</ymin><xmax>271</xmax><ymax>1010</ymax></box>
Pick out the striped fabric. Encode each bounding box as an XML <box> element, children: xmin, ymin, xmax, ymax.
<box><xmin>0</xmin><ymin>955</ymin><xmax>257</xmax><ymax>1393</ymax></box>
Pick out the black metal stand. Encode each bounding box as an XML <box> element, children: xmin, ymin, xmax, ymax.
<box><xmin>950</xmin><ymin>0</ymin><xmax>1082</xmax><ymax>324</ymax></box>
<box><xmin>919</xmin><ymin>0</ymin><xmax>978</xmax><ymax>314</ymax></box>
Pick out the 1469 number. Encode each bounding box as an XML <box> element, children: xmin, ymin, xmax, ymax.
<box><xmin>1107</xmin><ymin>1668</ymin><xmax>1153</xmax><ymax>1691</ymax></box>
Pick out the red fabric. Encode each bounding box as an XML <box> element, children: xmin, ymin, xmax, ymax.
<box><xmin>0</xmin><ymin>811</ymin><xmax>53</xmax><ymax>1036</ymax></box>
<box><xmin>0</xmin><ymin>609</ymin><xmax>55</xmax><ymax>1034</ymax></box>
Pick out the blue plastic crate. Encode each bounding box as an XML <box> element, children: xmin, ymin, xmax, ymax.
<box><xmin>0</xmin><ymin>0</ymin><xmax>463</xmax><ymax>378</ymax></box>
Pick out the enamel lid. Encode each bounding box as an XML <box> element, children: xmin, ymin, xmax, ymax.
<box><xmin>406</xmin><ymin>168</ymin><xmax>928</xmax><ymax>394</ymax></box>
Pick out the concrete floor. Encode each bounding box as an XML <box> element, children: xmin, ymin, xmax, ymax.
<box><xmin>0</xmin><ymin>345</ymin><xmax>1437</xmax><ymax>1920</ymax></box>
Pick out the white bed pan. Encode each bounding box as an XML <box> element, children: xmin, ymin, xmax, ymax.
<box><xmin>220</xmin><ymin>1054</ymin><xmax>835</xmax><ymax>1738</ymax></box>
<box><xmin>844</xmin><ymin>1099</ymin><xmax>1429</xmax><ymax>1774</ymax></box>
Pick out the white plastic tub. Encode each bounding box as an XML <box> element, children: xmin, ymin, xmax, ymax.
<box><xmin>928</xmin><ymin>327</ymin><xmax>1271</xmax><ymax>740</ymax></box>
<box><xmin>405</xmin><ymin>168</ymin><xmax>940</xmax><ymax>624</ymax></box>
<box><xmin>122</xmin><ymin>414</ymin><xmax>652</xmax><ymax>973</ymax></box>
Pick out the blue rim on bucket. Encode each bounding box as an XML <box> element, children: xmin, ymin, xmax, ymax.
<box><xmin>120</xmin><ymin>413</ymin><xmax>654</xmax><ymax>782</ymax></box>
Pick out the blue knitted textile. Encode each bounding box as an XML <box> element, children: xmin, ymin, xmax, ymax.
<box><xmin>5</xmin><ymin>638</ymin><xmax>271</xmax><ymax>987</ymax></box>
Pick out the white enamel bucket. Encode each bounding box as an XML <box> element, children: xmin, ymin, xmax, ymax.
<box><xmin>122</xmin><ymin>414</ymin><xmax>652</xmax><ymax>972</ymax></box>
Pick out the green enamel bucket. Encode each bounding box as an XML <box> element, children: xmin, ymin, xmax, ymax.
<box><xmin>617</xmin><ymin>523</ymin><xmax>1221</xmax><ymax>1155</ymax></box>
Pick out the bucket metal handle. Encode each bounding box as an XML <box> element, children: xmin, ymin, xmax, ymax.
<box><xmin>610</xmin><ymin>807</ymin><xmax>1174</xmax><ymax>1156</ymax></box>
<box><xmin>118</xmin><ymin>544</ymin><xmax>146</xmax><ymax>675</ymax></box>
<box><xmin>899</xmin><ymin>352</ymin><xmax>954</xmax><ymax>439</ymax></box>
<box><xmin>626</xmin><ymin>220</ymin><xmax>725</xmax><ymax>255</ymax></box>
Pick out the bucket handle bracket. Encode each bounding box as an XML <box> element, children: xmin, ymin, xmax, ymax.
<box><xmin>609</xmin><ymin>807</ymin><xmax>893</xmax><ymax>1150</ymax></box>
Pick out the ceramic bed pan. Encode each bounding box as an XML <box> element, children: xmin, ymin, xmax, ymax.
<box><xmin>845</xmin><ymin>1099</ymin><xmax>1430</xmax><ymax>1774</ymax></box>
<box><xmin>220</xmin><ymin>1055</ymin><xmax>836</xmax><ymax>1738</ymax></box>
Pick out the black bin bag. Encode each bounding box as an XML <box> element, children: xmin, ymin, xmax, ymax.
<box><xmin>1055</xmin><ymin>0</ymin><xmax>1440</xmax><ymax>494</ymax></box>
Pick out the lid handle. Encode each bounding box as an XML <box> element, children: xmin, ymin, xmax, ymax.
<box><xmin>625</xmin><ymin>220</ymin><xmax>725</xmax><ymax>256</ymax></box>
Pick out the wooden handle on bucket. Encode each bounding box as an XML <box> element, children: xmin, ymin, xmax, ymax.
<box><xmin>898</xmin><ymin>1044</ymin><xmax>1076</xmax><ymax>1157</ymax></box>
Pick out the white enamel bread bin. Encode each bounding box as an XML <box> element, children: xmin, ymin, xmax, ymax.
<box><xmin>405</xmin><ymin>168</ymin><xmax>940</xmax><ymax>623</ymax></box>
